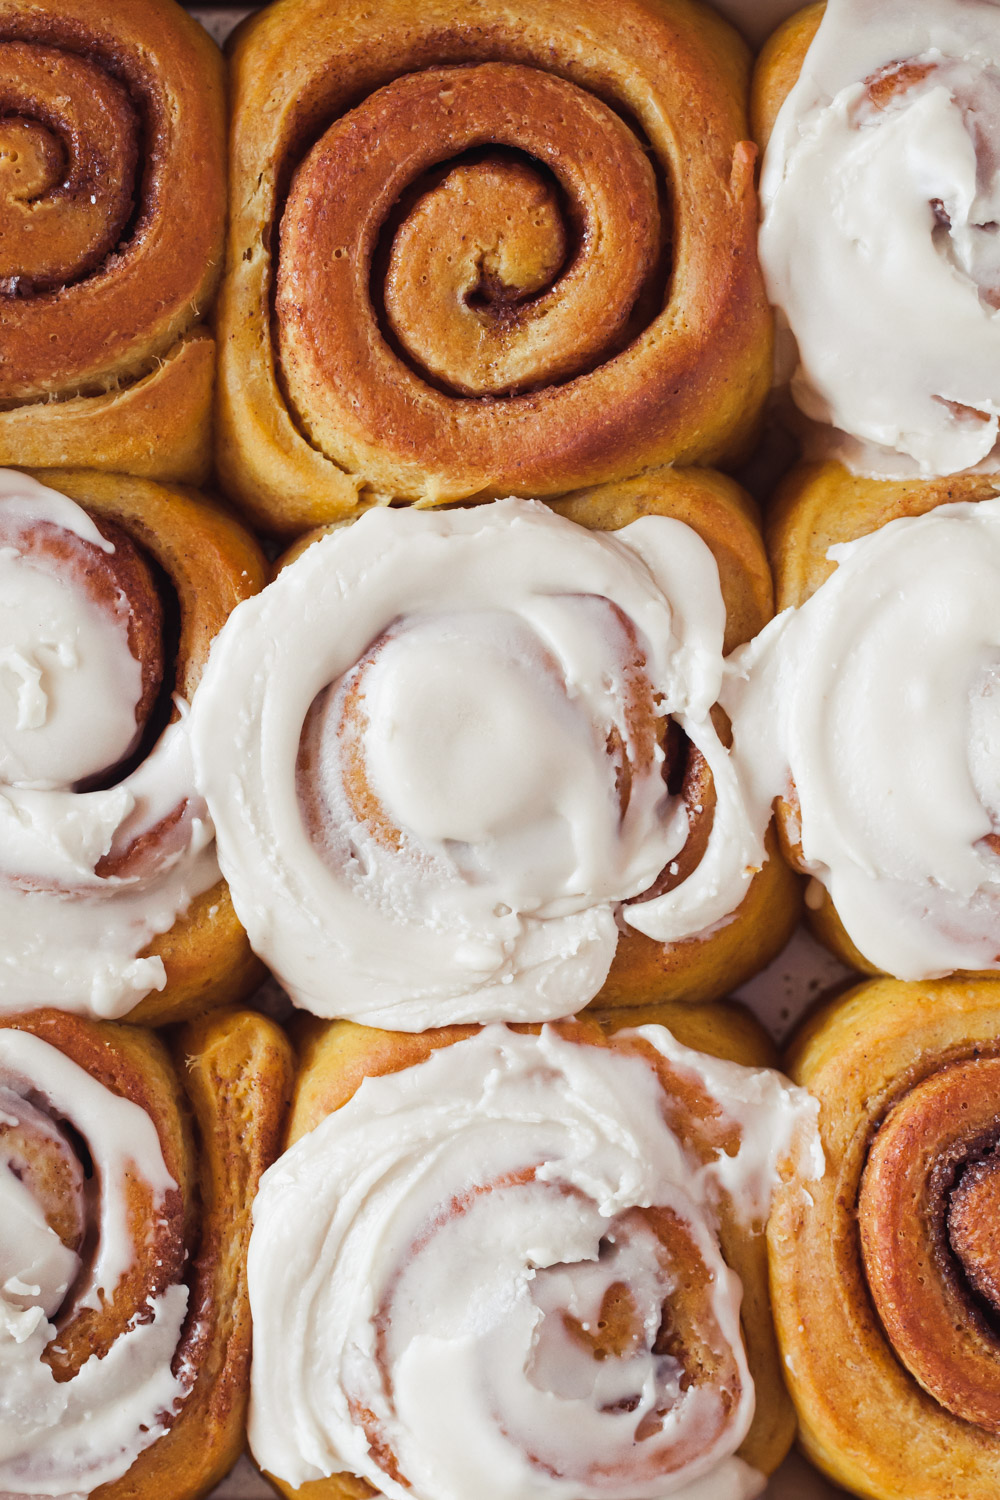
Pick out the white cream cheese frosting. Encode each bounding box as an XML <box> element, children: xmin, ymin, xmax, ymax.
<box><xmin>724</xmin><ymin>494</ymin><xmax>1000</xmax><ymax>978</ymax></box>
<box><xmin>188</xmin><ymin>499</ymin><xmax>767</xmax><ymax>1029</ymax></box>
<box><xmin>0</xmin><ymin>1028</ymin><xmax>189</xmax><ymax>1498</ymax></box>
<box><xmin>0</xmin><ymin>470</ymin><xmax>219</xmax><ymax>1018</ymax></box>
<box><xmin>247</xmin><ymin>1023</ymin><xmax>821</xmax><ymax>1500</ymax></box>
<box><xmin>758</xmin><ymin>0</ymin><xmax>1000</xmax><ymax>478</ymax></box>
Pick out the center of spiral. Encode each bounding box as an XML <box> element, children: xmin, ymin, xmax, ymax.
<box><xmin>362</xmin><ymin>622</ymin><xmax>568</xmax><ymax>846</ymax></box>
<box><xmin>0</xmin><ymin>120</ymin><xmax>65</xmax><ymax>205</ymax></box>
<box><xmin>385</xmin><ymin>155</ymin><xmax>569</xmax><ymax>397</ymax></box>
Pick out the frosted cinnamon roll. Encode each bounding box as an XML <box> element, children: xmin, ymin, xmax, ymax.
<box><xmin>770</xmin><ymin>978</ymin><xmax>1000</xmax><ymax>1500</ymax></box>
<box><xmin>756</xmin><ymin>0</ymin><xmax>1000</xmax><ymax>479</ymax></box>
<box><xmin>0</xmin><ymin>1005</ymin><xmax>293</xmax><ymax>1499</ymax></box>
<box><xmin>0</xmin><ymin>468</ymin><xmax>266</xmax><ymax>1022</ymax></box>
<box><xmin>723</xmin><ymin>462</ymin><xmax>1000</xmax><ymax>981</ymax></box>
<box><xmin>249</xmin><ymin>1005</ymin><xmax>821</xmax><ymax>1500</ymax></box>
<box><xmin>218</xmin><ymin>0</ymin><xmax>770</xmax><ymax>533</ymax></box>
<box><xmin>0</xmin><ymin>0</ymin><xmax>225</xmax><ymax>484</ymax></box>
<box><xmin>189</xmin><ymin>480</ymin><xmax>799</xmax><ymax>1028</ymax></box>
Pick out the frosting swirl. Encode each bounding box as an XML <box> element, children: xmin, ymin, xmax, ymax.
<box><xmin>0</xmin><ymin>1</ymin><xmax>226</xmax><ymax>483</ymax></box>
<box><xmin>189</xmin><ymin>500</ymin><xmax>767</xmax><ymax>1028</ymax></box>
<box><xmin>758</xmin><ymin>0</ymin><xmax>1000</xmax><ymax>477</ymax></box>
<box><xmin>0</xmin><ymin>1025</ymin><xmax>187</xmax><ymax>1498</ymax></box>
<box><xmin>725</xmin><ymin>493</ymin><xmax>1000</xmax><ymax>979</ymax></box>
<box><xmin>0</xmin><ymin>471</ymin><xmax>220</xmax><ymax>1018</ymax></box>
<box><xmin>248</xmin><ymin>1023</ymin><xmax>820</xmax><ymax>1500</ymax></box>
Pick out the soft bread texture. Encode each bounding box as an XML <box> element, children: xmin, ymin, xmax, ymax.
<box><xmin>0</xmin><ymin>1</ymin><xmax>226</xmax><ymax>483</ymax></box>
<box><xmin>13</xmin><ymin>469</ymin><xmax>268</xmax><ymax>1025</ymax></box>
<box><xmin>770</xmin><ymin>979</ymin><xmax>1000</xmax><ymax>1500</ymax></box>
<box><xmin>750</xmin><ymin>2</ymin><xmax>823</xmax><ymax>151</ymax></box>
<box><xmin>765</xmin><ymin>460</ymin><xmax>1000</xmax><ymax>977</ymax></box>
<box><xmin>0</xmin><ymin>1006</ymin><xmax>293</xmax><ymax>1500</ymax></box>
<box><xmin>219</xmin><ymin>0</ymin><xmax>772</xmax><ymax>534</ymax></box>
<box><xmin>256</xmin><ymin>1001</ymin><xmax>795</xmax><ymax>1498</ymax></box>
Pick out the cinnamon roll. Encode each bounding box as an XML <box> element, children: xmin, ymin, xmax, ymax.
<box><xmin>722</xmin><ymin>462</ymin><xmax>1000</xmax><ymax>981</ymax></box>
<box><xmin>0</xmin><ymin>1004</ymin><xmax>293</xmax><ymax>1498</ymax></box>
<box><xmin>769</xmin><ymin>978</ymin><xmax>1000</xmax><ymax>1500</ymax></box>
<box><xmin>0</xmin><ymin>0</ymin><xmax>226</xmax><ymax>485</ymax></box>
<box><xmin>755</xmin><ymin>0</ymin><xmax>1000</xmax><ymax>479</ymax></box>
<box><xmin>189</xmin><ymin>478</ymin><xmax>800</xmax><ymax>1028</ymax></box>
<box><xmin>218</xmin><ymin>0</ymin><xmax>771</xmax><ymax>533</ymax></box>
<box><xmin>248</xmin><ymin>1003</ymin><xmax>820</xmax><ymax>1500</ymax></box>
<box><xmin>0</xmin><ymin>467</ymin><xmax>267</xmax><ymax>1023</ymax></box>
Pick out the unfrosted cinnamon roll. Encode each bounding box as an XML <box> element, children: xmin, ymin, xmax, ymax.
<box><xmin>0</xmin><ymin>467</ymin><xmax>267</xmax><ymax>1023</ymax></box>
<box><xmin>0</xmin><ymin>1004</ymin><xmax>293</xmax><ymax>1499</ymax></box>
<box><xmin>189</xmin><ymin>476</ymin><xmax>800</xmax><ymax>1029</ymax></box>
<box><xmin>722</xmin><ymin>461</ymin><xmax>1000</xmax><ymax>982</ymax></box>
<box><xmin>0</xmin><ymin>0</ymin><xmax>226</xmax><ymax>484</ymax></box>
<box><xmin>218</xmin><ymin>0</ymin><xmax>771</xmax><ymax>533</ymax></box>
<box><xmin>755</xmin><ymin>0</ymin><xmax>1000</xmax><ymax>479</ymax></box>
<box><xmin>770</xmin><ymin>978</ymin><xmax>1000</xmax><ymax>1500</ymax></box>
<box><xmin>248</xmin><ymin>1003</ymin><xmax>820</xmax><ymax>1500</ymax></box>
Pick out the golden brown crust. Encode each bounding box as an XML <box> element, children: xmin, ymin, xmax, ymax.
<box><xmin>766</xmin><ymin>461</ymin><xmax>1000</xmax><ymax>977</ymax></box>
<box><xmin>750</xmin><ymin>3</ymin><xmax>824</xmax><ymax>153</ymax></box>
<box><xmin>219</xmin><ymin>0</ymin><xmax>772</xmax><ymax>534</ymax></box>
<box><xmin>770</xmin><ymin>979</ymin><xmax>1000</xmax><ymax>1500</ymax></box>
<box><xmin>263</xmin><ymin>1003</ymin><xmax>793</xmax><ymax>1497</ymax></box>
<box><xmin>0</xmin><ymin>1</ymin><xmax>226</xmax><ymax>483</ymax></box>
<box><xmin>0</xmin><ymin>1007</ymin><xmax>293</xmax><ymax>1500</ymax></box>
<box><xmin>599</xmin><ymin>823</ymin><xmax>803</xmax><ymax>1008</ymax></box>
<box><xmin>99</xmin><ymin>1010</ymin><xmax>295</xmax><ymax>1500</ymax></box>
<box><xmin>767</xmin><ymin>460</ymin><xmax>1000</xmax><ymax>612</ymax></box>
<box><xmin>13</xmin><ymin>468</ymin><xmax>269</xmax><ymax>1026</ymax></box>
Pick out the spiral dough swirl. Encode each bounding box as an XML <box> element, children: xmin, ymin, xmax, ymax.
<box><xmin>219</xmin><ymin>0</ymin><xmax>769</xmax><ymax>530</ymax></box>
<box><xmin>0</xmin><ymin>0</ymin><xmax>226</xmax><ymax>479</ymax></box>
<box><xmin>769</xmin><ymin>980</ymin><xmax>1000</xmax><ymax>1499</ymax></box>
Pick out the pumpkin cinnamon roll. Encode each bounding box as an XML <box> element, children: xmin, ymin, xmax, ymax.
<box><xmin>189</xmin><ymin>474</ymin><xmax>800</xmax><ymax>1029</ymax></box>
<box><xmin>248</xmin><ymin>1003</ymin><xmax>820</xmax><ymax>1500</ymax></box>
<box><xmin>754</xmin><ymin>0</ymin><xmax>1000</xmax><ymax>479</ymax></box>
<box><xmin>722</xmin><ymin>461</ymin><xmax>1000</xmax><ymax>982</ymax></box>
<box><xmin>218</xmin><ymin>0</ymin><xmax>771</xmax><ymax>534</ymax></box>
<box><xmin>769</xmin><ymin>978</ymin><xmax>1000</xmax><ymax>1500</ymax></box>
<box><xmin>0</xmin><ymin>0</ymin><xmax>226</xmax><ymax>484</ymax></box>
<box><xmin>0</xmin><ymin>1004</ymin><xmax>293</xmax><ymax>1499</ymax></box>
<box><xmin>0</xmin><ymin>467</ymin><xmax>267</xmax><ymax>1023</ymax></box>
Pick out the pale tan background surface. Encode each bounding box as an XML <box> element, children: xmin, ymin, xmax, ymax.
<box><xmin>191</xmin><ymin>2</ymin><xmax>846</xmax><ymax>1492</ymax></box>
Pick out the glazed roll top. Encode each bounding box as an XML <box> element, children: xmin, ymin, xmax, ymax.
<box><xmin>0</xmin><ymin>1007</ymin><xmax>292</xmax><ymax>1500</ymax></box>
<box><xmin>0</xmin><ymin>1025</ymin><xmax>186</xmax><ymax>1495</ymax></box>
<box><xmin>0</xmin><ymin>0</ymin><xmax>226</xmax><ymax>480</ymax></box>
<box><xmin>190</xmin><ymin>498</ymin><xmax>771</xmax><ymax>1028</ymax></box>
<box><xmin>249</xmin><ymin>1020</ymin><xmax>820</xmax><ymax>1500</ymax></box>
<box><xmin>757</xmin><ymin>0</ymin><xmax>1000</xmax><ymax>476</ymax></box>
<box><xmin>220</xmin><ymin>0</ymin><xmax>771</xmax><ymax>530</ymax></box>
<box><xmin>724</xmin><ymin>481</ymin><xmax>1000</xmax><ymax>979</ymax></box>
<box><xmin>0</xmin><ymin>468</ymin><xmax>265</xmax><ymax>1021</ymax></box>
